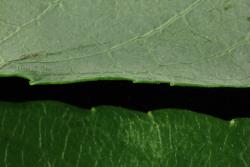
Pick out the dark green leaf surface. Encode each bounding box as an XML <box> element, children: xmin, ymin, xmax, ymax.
<box><xmin>0</xmin><ymin>101</ymin><xmax>249</xmax><ymax>166</ymax></box>
<box><xmin>0</xmin><ymin>0</ymin><xmax>250</xmax><ymax>86</ymax></box>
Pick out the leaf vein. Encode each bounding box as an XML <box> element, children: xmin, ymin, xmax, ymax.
<box><xmin>0</xmin><ymin>0</ymin><xmax>63</xmax><ymax>45</ymax></box>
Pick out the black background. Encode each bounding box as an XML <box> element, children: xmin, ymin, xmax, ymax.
<box><xmin>0</xmin><ymin>77</ymin><xmax>249</xmax><ymax>120</ymax></box>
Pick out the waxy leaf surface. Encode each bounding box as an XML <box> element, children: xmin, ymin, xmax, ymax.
<box><xmin>0</xmin><ymin>101</ymin><xmax>249</xmax><ymax>166</ymax></box>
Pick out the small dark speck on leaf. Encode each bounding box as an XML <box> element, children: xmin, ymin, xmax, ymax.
<box><xmin>223</xmin><ymin>5</ymin><xmax>233</xmax><ymax>11</ymax></box>
<box><xmin>31</xmin><ymin>53</ymin><xmax>40</xmax><ymax>58</ymax></box>
<box><xmin>247</xmin><ymin>17</ymin><xmax>250</xmax><ymax>22</ymax></box>
<box><xmin>19</xmin><ymin>52</ymin><xmax>42</xmax><ymax>61</ymax></box>
<box><xmin>28</xmin><ymin>53</ymin><xmax>40</xmax><ymax>59</ymax></box>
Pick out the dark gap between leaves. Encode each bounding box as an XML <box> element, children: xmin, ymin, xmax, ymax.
<box><xmin>0</xmin><ymin>77</ymin><xmax>249</xmax><ymax>120</ymax></box>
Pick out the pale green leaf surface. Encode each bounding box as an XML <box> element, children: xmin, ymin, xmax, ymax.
<box><xmin>0</xmin><ymin>101</ymin><xmax>249</xmax><ymax>166</ymax></box>
<box><xmin>0</xmin><ymin>0</ymin><xmax>250</xmax><ymax>86</ymax></box>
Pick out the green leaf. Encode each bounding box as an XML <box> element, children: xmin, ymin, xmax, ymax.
<box><xmin>0</xmin><ymin>101</ymin><xmax>249</xmax><ymax>166</ymax></box>
<box><xmin>0</xmin><ymin>0</ymin><xmax>250</xmax><ymax>86</ymax></box>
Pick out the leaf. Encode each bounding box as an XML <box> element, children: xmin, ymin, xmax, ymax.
<box><xmin>0</xmin><ymin>0</ymin><xmax>250</xmax><ymax>86</ymax></box>
<box><xmin>0</xmin><ymin>101</ymin><xmax>249</xmax><ymax>166</ymax></box>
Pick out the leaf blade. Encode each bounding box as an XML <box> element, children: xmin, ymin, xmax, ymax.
<box><xmin>0</xmin><ymin>0</ymin><xmax>250</xmax><ymax>86</ymax></box>
<box><xmin>0</xmin><ymin>101</ymin><xmax>249</xmax><ymax>166</ymax></box>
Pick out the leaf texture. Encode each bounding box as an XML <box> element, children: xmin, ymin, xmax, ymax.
<box><xmin>0</xmin><ymin>101</ymin><xmax>249</xmax><ymax>166</ymax></box>
<box><xmin>0</xmin><ymin>0</ymin><xmax>250</xmax><ymax>86</ymax></box>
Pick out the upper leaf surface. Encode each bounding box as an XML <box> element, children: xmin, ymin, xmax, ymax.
<box><xmin>0</xmin><ymin>0</ymin><xmax>250</xmax><ymax>86</ymax></box>
<box><xmin>0</xmin><ymin>101</ymin><xmax>249</xmax><ymax>166</ymax></box>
